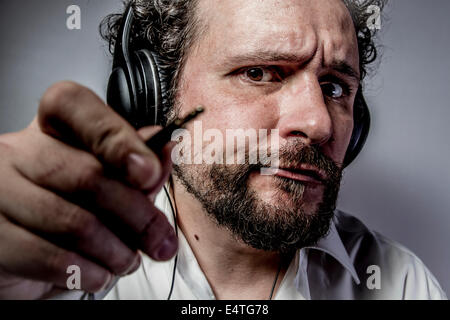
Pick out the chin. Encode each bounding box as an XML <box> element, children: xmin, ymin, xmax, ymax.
<box><xmin>249</xmin><ymin>174</ymin><xmax>324</xmax><ymax>215</ymax></box>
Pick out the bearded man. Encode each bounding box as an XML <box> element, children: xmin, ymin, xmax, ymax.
<box><xmin>0</xmin><ymin>0</ymin><xmax>446</xmax><ymax>300</ymax></box>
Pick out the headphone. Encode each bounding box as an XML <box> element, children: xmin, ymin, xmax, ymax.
<box><xmin>107</xmin><ymin>5</ymin><xmax>370</xmax><ymax>165</ymax></box>
<box><xmin>105</xmin><ymin>4</ymin><xmax>370</xmax><ymax>300</ymax></box>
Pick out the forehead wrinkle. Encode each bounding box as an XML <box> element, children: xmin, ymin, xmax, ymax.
<box><xmin>320</xmin><ymin>24</ymin><xmax>359</xmax><ymax>69</ymax></box>
<box><xmin>197</xmin><ymin>0</ymin><xmax>318</xmax><ymax>56</ymax></box>
<box><xmin>310</xmin><ymin>0</ymin><xmax>359</xmax><ymax>71</ymax></box>
<box><xmin>195</xmin><ymin>0</ymin><xmax>358</xmax><ymax>73</ymax></box>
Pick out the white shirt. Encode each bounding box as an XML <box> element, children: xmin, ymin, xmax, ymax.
<box><xmin>59</xmin><ymin>189</ymin><xmax>447</xmax><ymax>300</ymax></box>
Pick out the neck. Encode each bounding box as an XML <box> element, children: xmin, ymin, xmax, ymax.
<box><xmin>170</xmin><ymin>176</ymin><xmax>292</xmax><ymax>300</ymax></box>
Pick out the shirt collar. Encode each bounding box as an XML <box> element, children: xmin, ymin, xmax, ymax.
<box><xmin>155</xmin><ymin>188</ymin><xmax>361</xmax><ymax>298</ymax></box>
<box><xmin>304</xmin><ymin>218</ymin><xmax>361</xmax><ymax>285</ymax></box>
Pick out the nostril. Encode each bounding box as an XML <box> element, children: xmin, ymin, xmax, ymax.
<box><xmin>290</xmin><ymin>131</ymin><xmax>307</xmax><ymax>138</ymax></box>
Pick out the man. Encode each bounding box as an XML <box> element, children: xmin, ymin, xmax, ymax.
<box><xmin>0</xmin><ymin>0</ymin><xmax>446</xmax><ymax>300</ymax></box>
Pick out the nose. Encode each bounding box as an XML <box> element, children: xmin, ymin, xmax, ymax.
<box><xmin>277</xmin><ymin>74</ymin><xmax>333</xmax><ymax>146</ymax></box>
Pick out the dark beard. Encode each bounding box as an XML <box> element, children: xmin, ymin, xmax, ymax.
<box><xmin>173</xmin><ymin>141</ymin><xmax>343</xmax><ymax>253</ymax></box>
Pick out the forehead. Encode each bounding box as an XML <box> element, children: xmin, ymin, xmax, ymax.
<box><xmin>196</xmin><ymin>0</ymin><xmax>358</xmax><ymax>67</ymax></box>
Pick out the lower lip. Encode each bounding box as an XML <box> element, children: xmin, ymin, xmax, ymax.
<box><xmin>266</xmin><ymin>168</ymin><xmax>322</xmax><ymax>184</ymax></box>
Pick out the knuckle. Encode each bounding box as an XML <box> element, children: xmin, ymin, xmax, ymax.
<box><xmin>46</xmin><ymin>248</ymin><xmax>76</xmax><ymax>273</ymax></box>
<box><xmin>94</xmin><ymin>124</ymin><xmax>131</xmax><ymax>161</ymax></box>
<box><xmin>74</xmin><ymin>215</ymin><xmax>101</xmax><ymax>241</ymax></box>
<box><xmin>140</xmin><ymin>213</ymin><xmax>172</xmax><ymax>252</ymax></box>
<box><xmin>39</xmin><ymin>81</ymin><xmax>84</xmax><ymax>117</ymax></box>
<box><xmin>138</xmin><ymin>210</ymin><xmax>160</xmax><ymax>237</ymax></box>
<box><xmin>110</xmin><ymin>252</ymin><xmax>138</xmax><ymax>276</ymax></box>
<box><xmin>34</xmin><ymin>160</ymin><xmax>66</xmax><ymax>185</ymax></box>
<box><xmin>61</xmin><ymin>204</ymin><xmax>97</xmax><ymax>239</ymax></box>
<box><xmin>75</xmin><ymin>160</ymin><xmax>103</xmax><ymax>190</ymax></box>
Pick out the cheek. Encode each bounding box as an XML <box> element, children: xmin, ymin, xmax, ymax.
<box><xmin>178</xmin><ymin>71</ymin><xmax>279</xmax><ymax>132</ymax></box>
<box><xmin>332</xmin><ymin>114</ymin><xmax>354</xmax><ymax>162</ymax></box>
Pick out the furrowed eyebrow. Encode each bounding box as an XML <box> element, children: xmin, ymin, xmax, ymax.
<box><xmin>328</xmin><ymin>60</ymin><xmax>361</xmax><ymax>83</ymax></box>
<box><xmin>222</xmin><ymin>50</ymin><xmax>360</xmax><ymax>83</ymax></box>
<box><xmin>222</xmin><ymin>51</ymin><xmax>309</xmax><ymax>68</ymax></box>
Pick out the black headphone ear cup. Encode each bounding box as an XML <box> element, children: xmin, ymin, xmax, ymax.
<box><xmin>343</xmin><ymin>89</ymin><xmax>371</xmax><ymax>167</ymax></box>
<box><xmin>148</xmin><ymin>51</ymin><xmax>171</xmax><ymax>124</ymax></box>
<box><xmin>107</xmin><ymin>67</ymin><xmax>133</xmax><ymax>122</ymax></box>
<box><xmin>131</xmin><ymin>49</ymin><xmax>170</xmax><ymax>127</ymax></box>
<box><xmin>132</xmin><ymin>49</ymin><xmax>162</xmax><ymax>127</ymax></box>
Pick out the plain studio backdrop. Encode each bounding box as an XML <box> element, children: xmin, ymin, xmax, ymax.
<box><xmin>0</xmin><ymin>0</ymin><xmax>449</xmax><ymax>296</ymax></box>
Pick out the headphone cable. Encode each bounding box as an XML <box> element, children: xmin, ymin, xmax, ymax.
<box><xmin>163</xmin><ymin>177</ymin><xmax>284</xmax><ymax>301</ymax></box>
<box><xmin>268</xmin><ymin>258</ymin><xmax>282</xmax><ymax>300</ymax></box>
<box><xmin>164</xmin><ymin>177</ymin><xmax>179</xmax><ymax>300</ymax></box>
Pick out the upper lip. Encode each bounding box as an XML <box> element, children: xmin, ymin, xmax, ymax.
<box><xmin>278</xmin><ymin>164</ymin><xmax>327</xmax><ymax>182</ymax></box>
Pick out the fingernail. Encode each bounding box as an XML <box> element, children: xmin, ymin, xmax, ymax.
<box><xmin>127</xmin><ymin>153</ymin><xmax>161</xmax><ymax>189</ymax></box>
<box><xmin>98</xmin><ymin>272</ymin><xmax>113</xmax><ymax>292</ymax></box>
<box><xmin>155</xmin><ymin>233</ymin><xmax>178</xmax><ymax>261</ymax></box>
<box><xmin>125</xmin><ymin>254</ymin><xmax>142</xmax><ymax>275</ymax></box>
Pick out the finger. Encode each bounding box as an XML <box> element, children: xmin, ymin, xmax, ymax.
<box><xmin>38</xmin><ymin>81</ymin><xmax>161</xmax><ymax>190</ymax></box>
<box><xmin>147</xmin><ymin>142</ymin><xmax>176</xmax><ymax>202</ymax></box>
<box><xmin>137</xmin><ymin>126</ymin><xmax>164</xmax><ymax>142</ymax></box>
<box><xmin>0</xmin><ymin>170</ymin><xmax>142</xmax><ymax>275</ymax></box>
<box><xmin>137</xmin><ymin>126</ymin><xmax>176</xmax><ymax>197</ymax></box>
<box><xmin>0</xmin><ymin>214</ymin><xmax>113</xmax><ymax>293</ymax></box>
<box><xmin>12</xmin><ymin>140</ymin><xmax>177</xmax><ymax>261</ymax></box>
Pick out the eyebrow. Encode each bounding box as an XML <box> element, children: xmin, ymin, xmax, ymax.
<box><xmin>328</xmin><ymin>60</ymin><xmax>361</xmax><ymax>83</ymax></box>
<box><xmin>222</xmin><ymin>51</ymin><xmax>360</xmax><ymax>83</ymax></box>
<box><xmin>223</xmin><ymin>51</ymin><xmax>307</xmax><ymax>68</ymax></box>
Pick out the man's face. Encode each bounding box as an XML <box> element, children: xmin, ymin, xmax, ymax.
<box><xmin>173</xmin><ymin>0</ymin><xmax>360</xmax><ymax>251</ymax></box>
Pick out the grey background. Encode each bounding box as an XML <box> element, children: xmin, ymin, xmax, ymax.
<box><xmin>0</xmin><ymin>0</ymin><xmax>449</xmax><ymax>295</ymax></box>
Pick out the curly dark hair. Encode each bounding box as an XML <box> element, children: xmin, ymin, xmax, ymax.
<box><xmin>100</xmin><ymin>0</ymin><xmax>387</xmax><ymax>124</ymax></box>
<box><xmin>343</xmin><ymin>0</ymin><xmax>387</xmax><ymax>80</ymax></box>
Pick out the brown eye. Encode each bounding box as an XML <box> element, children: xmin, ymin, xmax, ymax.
<box><xmin>239</xmin><ymin>67</ymin><xmax>281</xmax><ymax>83</ymax></box>
<box><xmin>246</xmin><ymin>68</ymin><xmax>265</xmax><ymax>81</ymax></box>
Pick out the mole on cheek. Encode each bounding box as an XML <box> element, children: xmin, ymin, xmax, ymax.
<box><xmin>194</xmin><ymin>234</ymin><xmax>199</xmax><ymax>241</ymax></box>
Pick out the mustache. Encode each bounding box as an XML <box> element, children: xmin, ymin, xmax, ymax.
<box><xmin>243</xmin><ymin>140</ymin><xmax>342</xmax><ymax>185</ymax></box>
<box><xmin>278</xmin><ymin>141</ymin><xmax>342</xmax><ymax>184</ymax></box>
<box><xmin>208</xmin><ymin>140</ymin><xmax>343</xmax><ymax>193</ymax></box>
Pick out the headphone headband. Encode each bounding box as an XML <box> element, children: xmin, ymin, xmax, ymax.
<box><xmin>113</xmin><ymin>5</ymin><xmax>138</xmax><ymax>112</ymax></box>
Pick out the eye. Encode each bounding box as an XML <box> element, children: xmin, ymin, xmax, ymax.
<box><xmin>243</xmin><ymin>67</ymin><xmax>279</xmax><ymax>82</ymax></box>
<box><xmin>321</xmin><ymin>82</ymin><xmax>345</xmax><ymax>98</ymax></box>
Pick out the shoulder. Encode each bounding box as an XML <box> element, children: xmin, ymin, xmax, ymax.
<box><xmin>333</xmin><ymin>210</ymin><xmax>447</xmax><ymax>300</ymax></box>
